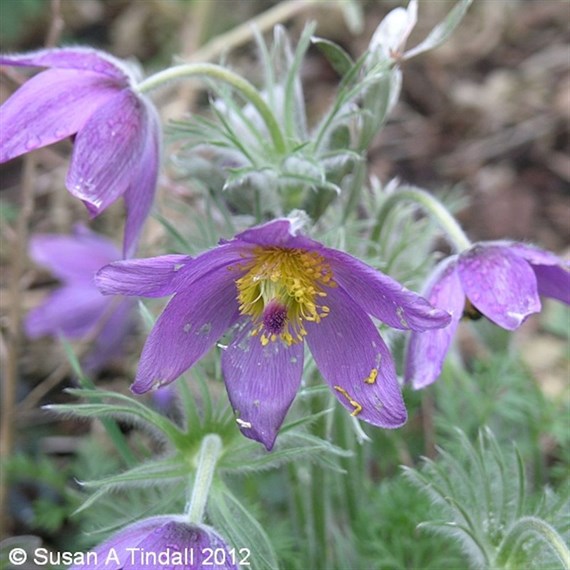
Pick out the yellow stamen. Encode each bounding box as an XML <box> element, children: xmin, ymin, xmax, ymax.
<box><xmin>364</xmin><ymin>368</ymin><xmax>378</xmax><ymax>384</ymax></box>
<box><xmin>334</xmin><ymin>385</ymin><xmax>363</xmax><ymax>416</ymax></box>
<box><xmin>233</xmin><ymin>247</ymin><xmax>336</xmax><ymax>345</ymax></box>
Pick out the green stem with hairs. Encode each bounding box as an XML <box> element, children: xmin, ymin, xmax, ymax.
<box><xmin>496</xmin><ymin>516</ymin><xmax>570</xmax><ymax>569</ymax></box>
<box><xmin>137</xmin><ymin>63</ymin><xmax>286</xmax><ymax>155</ymax></box>
<box><xmin>186</xmin><ymin>434</ymin><xmax>223</xmax><ymax>525</ymax></box>
<box><xmin>371</xmin><ymin>186</ymin><xmax>471</xmax><ymax>253</ymax></box>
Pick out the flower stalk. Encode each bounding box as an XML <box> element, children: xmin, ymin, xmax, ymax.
<box><xmin>186</xmin><ymin>433</ymin><xmax>223</xmax><ymax>525</ymax></box>
<box><xmin>371</xmin><ymin>186</ymin><xmax>472</xmax><ymax>252</ymax></box>
<box><xmin>137</xmin><ymin>63</ymin><xmax>287</xmax><ymax>155</ymax></box>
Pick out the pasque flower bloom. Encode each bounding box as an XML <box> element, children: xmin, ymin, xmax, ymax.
<box><xmin>96</xmin><ymin>218</ymin><xmax>451</xmax><ymax>449</ymax></box>
<box><xmin>68</xmin><ymin>515</ymin><xmax>237</xmax><ymax>570</ymax></box>
<box><xmin>0</xmin><ymin>47</ymin><xmax>160</xmax><ymax>256</ymax></box>
<box><xmin>26</xmin><ymin>226</ymin><xmax>135</xmax><ymax>373</ymax></box>
<box><xmin>405</xmin><ymin>241</ymin><xmax>570</xmax><ymax>389</ymax></box>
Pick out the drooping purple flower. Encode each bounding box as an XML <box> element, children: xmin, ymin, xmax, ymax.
<box><xmin>0</xmin><ymin>47</ymin><xmax>161</xmax><ymax>256</ymax></box>
<box><xmin>96</xmin><ymin>218</ymin><xmax>451</xmax><ymax>449</ymax></box>
<box><xmin>405</xmin><ymin>241</ymin><xmax>570</xmax><ymax>389</ymax></box>
<box><xmin>25</xmin><ymin>226</ymin><xmax>136</xmax><ymax>373</ymax></box>
<box><xmin>68</xmin><ymin>515</ymin><xmax>237</xmax><ymax>570</ymax></box>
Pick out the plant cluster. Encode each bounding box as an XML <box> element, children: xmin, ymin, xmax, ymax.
<box><xmin>1</xmin><ymin>1</ymin><xmax>568</xmax><ymax>569</ymax></box>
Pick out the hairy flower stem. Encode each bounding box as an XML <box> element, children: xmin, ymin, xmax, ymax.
<box><xmin>308</xmin><ymin>375</ymin><xmax>330</xmax><ymax>569</ymax></box>
<box><xmin>371</xmin><ymin>186</ymin><xmax>472</xmax><ymax>253</ymax></box>
<box><xmin>496</xmin><ymin>516</ymin><xmax>570</xmax><ymax>569</ymax></box>
<box><xmin>342</xmin><ymin>158</ymin><xmax>366</xmax><ymax>224</ymax></box>
<box><xmin>336</xmin><ymin>410</ymin><xmax>363</xmax><ymax>524</ymax></box>
<box><xmin>186</xmin><ymin>434</ymin><xmax>223</xmax><ymax>525</ymax></box>
<box><xmin>137</xmin><ymin>63</ymin><xmax>286</xmax><ymax>155</ymax></box>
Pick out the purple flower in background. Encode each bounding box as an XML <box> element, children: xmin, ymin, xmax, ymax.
<box><xmin>152</xmin><ymin>384</ymin><xmax>177</xmax><ymax>415</ymax></box>
<box><xmin>96</xmin><ymin>218</ymin><xmax>451</xmax><ymax>449</ymax></box>
<box><xmin>405</xmin><ymin>241</ymin><xmax>570</xmax><ymax>389</ymax></box>
<box><xmin>68</xmin><ymin>515</ymin><xmax>237</xmax><ymax>570</ymax></box>
<box><xmin>26</xmin><ymin>226</ymin><xmax>134</xmax><ymax>373</ymax></box>
<box><xmin>0</xmin><ymin>47</ymin><xmax>160</xmax><ymax>256</ymax></box>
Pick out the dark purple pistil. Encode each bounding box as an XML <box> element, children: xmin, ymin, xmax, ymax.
<box><xmin>262</xmin><ymin>299</ymin><xmax>288</xmax><ymax>335</ymax></box>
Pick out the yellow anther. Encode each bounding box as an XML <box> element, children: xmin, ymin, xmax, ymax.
<box><xmin>364</xmin><ymin>368</ymin><xmax>378</xmax><ymax>384</ymax></box>
<box><xmin>233</xmin><ymin>247</ymin><xmax>336</xmax><ymax>345</ymax></box>
<box><xmin>334</xmin><ymin>385</ymin><xmax>363</xmax><ymax>416</ymax></box>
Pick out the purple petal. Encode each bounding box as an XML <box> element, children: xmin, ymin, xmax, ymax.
<box><xmin>458</xmin><ymin>245</ymin><xmax>541</xmax><ymax>330</ymax></box>
<box><xmin>123</xmin><ymin>521</ymin><xmax>238</xmax><ymax>570</ymax></box>
<box><xmin>233</xmin><ymin>218</ymin><xmax>322</xmax><ymax>250</ymax></box>
<box><xmin>0</xmin><ymin>69</ymin><xmax>120</xmax><ymax>163</ymax></box>
<box><xmin>152</xmin><ymin>384</ymin><xmax>177</xmax><ymax>413</ymax></box>
<box><xmin>222</xmin><ymin>320</ymin><xmax>304</xmax><ymax>450</ymax></box>
<box><xmin>25</xmin><ymin>286</ymin><xmax>108</xmax><ymax>339</ymax></box>
<box><xmin>492</xmin><ymin>241</ymin><xmax>564</xmax><ymax>267</ymax></box>
<box><xmin>96</xmin><ymin>255</ymin><xmax>191</xmax><ymax>298</ymax></box>
<box><xmin>29</xmin><ymin>229</ymin><xmax>119</xmax><ymax>282</ymax></box>
<box><xmin>404</xmin><ymin>257</ymin><xmax>465</xmax><ymax>389</ymax></box>
<box><xmin>131</xmin><ymin>267</ymin><xmax>240</xmax><ymax>394</ymax></box>
<box><xmin>499</xmin><ymin>242</ymin><xmax>570</xmax><ymax>304</ymax></box>
<box><xmin>531</xmin><ymin>264</ymin><xmax>570</xmax><ymax>304</ymax></box>
<box><xmin>66</xmin><ymin>89</ymin><xmax>149</xmax><ymax>216</ymax></box>
<box><xmin>82</xmin><ymin>299</ymin><xmax>134</xmax><ymax>373</ymax></box>
<box><xmin>170</xmin><ymin>242</ymin><xmax>250</xmax><ymax>291</ymax></box>
<box><xmin>305</xmin><ymin>288</ymin><xmax>407</xmax><ymax>428</ymax></box>
<box><xmin>0</xmin><ymin>47</ymin><xmax>129</xmax><ymax>81</ymax></box>
<box><xmin>324</xmin><ymin>249</ymin><xmax>451</xmax><ymax>331</ymax></box>
<box><xmin>69</xmin><ymin>515</ymin><xmax>176</xmax><ymax>570</ymax></box>
<box><xmin>122</xmin><ymin>99</ymin><xmax>161</xmax><ymax>257</ymax></box>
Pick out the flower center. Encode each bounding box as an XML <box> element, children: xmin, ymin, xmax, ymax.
<box><xmin>233</xmin><ymin>247</ymin><xmax>336</xmax><ymax>345</ymax></box>
<box><xmin>262</xmin><ymin>298</ymin><xmax>288</xmax><ymax>335</ymax></box>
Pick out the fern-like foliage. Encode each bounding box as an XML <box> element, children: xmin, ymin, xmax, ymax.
<box><xmin>404</xmin><ymin>428</ymin><xmax>570</xmax><ymax>569</ymax></box>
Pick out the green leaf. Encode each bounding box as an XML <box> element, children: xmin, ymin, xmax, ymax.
<box><xmin>405</xmin><ymin>0</ymin><xmax>473</xmax><ymax>60</ymax></box>
<box><xmin>208</xmin><ymin>481</ymin><xmax>279</xmax><ymax>570</ymax></box>
<box><xmin>405</xmin><ymin>428</ymin><xmax>569</xmax><ymax>570</ymax></box>
<box><xmin>74</xmin><ymin>457</ymin><xmax>188</xmax><ymax>515</ymax></box>
<box><xmin>221</xmin><ymin>431</ymin><xmax>351</xmax><ymax>474</ymax></box>
<box><xmin>311</xmin><ymin>37</ymin><xmax>354</xmax><ymax>77</ymax></box>
<box><xmin>51</xmin><ymin>387</ymin><xmax>184</xmax><ymax>443</ymax></box>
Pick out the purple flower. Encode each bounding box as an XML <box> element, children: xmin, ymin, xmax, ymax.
<box><xmin>25</xmin><ymin>226</ymin><xmax>135</xmax><ymax>373</ymax></box>
<box><xmin>0</xmin><ymin>47</ymin><xmax>160</xmax><ymax>256</ymax></box>
<box><xmin>405</xmin><ymin>241</ymin><xmax>570</xmax><ymax>389</ymax></box>
<box><xmin>96</xmin><ymin>218</ymin><xmax>451</xmax><ymax>449</ymax></box>
<box><xmin>68</xmin><ymin>515</ymin><xmax>237</xmax><ymax>570</ymax></box>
